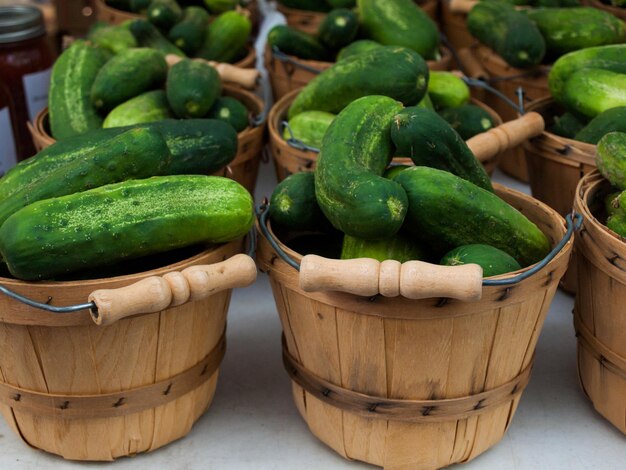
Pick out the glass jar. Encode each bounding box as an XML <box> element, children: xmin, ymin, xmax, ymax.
<box><xmin>0</xmin><ymin>6</ymin><xmax>54</xmax><ymax>164</ymax></box>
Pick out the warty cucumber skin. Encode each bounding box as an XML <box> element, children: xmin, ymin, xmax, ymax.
<box><xmin>596</xmin><ymin>132</ymin><xmax>626</xmax><ymax>190</ymax></box>
<box><xmin>0</xmin><ymin>128</ymin><xmax>171</xmax><ymax>228</ymax></box>
<box><xmin>103</xmin><ymin>90</ymin><xmax>174</xmax><ymax>128</ymax></box>
<box><xmin>440</xmin><ymin>244</ymin><xmax>522</xmax><ymax>277</ymax></box>
<box><xmin>315</xmin><ymin>95</ymin><xmax>407</xmax><ymax>239</ymax></box>
<box><xmin>49</xmin><ymin>40</ymin><xmax>109</xmax><ymax>140</ymax></box>
<box><xmin>575</xmin><ymin>107</ymin><xmax>626</xmax><ymax>144</ymax></box>
<box><xmin>196</xmin><ymin>10</ymin><xmax>252</xmax><ymax>63</ymax></box>
<box><xmin>562</xmin><ymin>69</ymin><xmax>626</xmax><ymax>118</ymax></box>
<box><xmin>166</xmin><ymin>60</ymin><xmax>221</xmax><ymax>119</ymax></box>
<box><xmin>336</xmin><ymin>40</ymin><xmax>382</xmax><ymax>62</ymax></box>
<box><xmin>341</xmin><ymin>232</ymin><xmax>425</xmax><ymax>263</ymax></box>
<box><xmin>91</xmin><ymin>48</ymin><xmax>168</xmax><ymax>112</ymax></box>
<box><xmin>395</xmin><ymin>166</ymin><xmax>551</xmax><ymax>267</ymax></box>
<box><xmin>390</xmin><ymin>107</ymin><xmax>494</xmax><ymax>192</ymax></box>
<box><xmin>288</xmin><ymin>46</ymin><xmax>428</xmax><ymax>119</ymax></box>
<box><xmin>0</xmin><ymin>119</ymin><xmax>238</xmax><ymax>202</ymax></box>
<box><xmin>0</xmin><ymin>176</ymin><xmax>254</xmax><ymax>281</ymax></box>
<box><xmin>87</xmin><ymin>24</ymin><xmax>138</xmax><ymax>55</ymax></box>
<box><xmin>168</xmin><ymin>6</ymin><xmax>209</xmax><ymax>56</ymax></box>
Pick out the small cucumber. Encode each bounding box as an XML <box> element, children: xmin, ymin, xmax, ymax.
<box><xmin>207</xmin><ymin>96</ymin><xmax>249</xmax><ymax>132</ymax></box>
<box><xmin>197</xmin><ymin>10</ymin><xmax>252</xmax><ymax>63</ymax></box>
<box><xmin>341</xmin><ymin>232</ymin><xmax>425</xmax><ymax>263</ymax></box>
<box><xmin>282</xmin><ymin>110</ymin><xmax>335</xmax><ymax>149</ymax></box>
<box><xmin>596</xmin><ymin>132</ymin><xmax>626</xmax><ymax>190</ymax></box>
<box><xmin>147</xmin><ymin>0</ymin><xmax>183</xmax><ymax>31</ymax></box>
<box><xmin>549</xmin><ymin>112</ymin><xmax>587</xmax><ymax>139</ymax></box>
<box><xmin>168</xmin><ymin>6</ymin><xmax>209</xmax><ymax>55</ymax></box>
<box><xmin>336</xmin><ymin>39</ymin><xmax>382</xmax><ymax>62</ymax></box>
<box><xmin>427</xmin><ymin>71</ymin><xmax>470</xmax><ymax>109</ymax></box>
<box><xmin>130</xmin><ymin>19</ymin><xmax>186</xmax><ymax>56</ymax></box>
<box><xmin>267</xmin><ymin>25</ymin><xmax>331</xmax><ymax>61</ymax></box>
<box><xmin>166</xmin><ymin>60</ymin><xmax>221</xmax><ymax>118</ymax></box>
<box><xmin>438</xmin><ymin>104</ymin><xmax>495</xmax><ymax>140</ymax></box>
<box><xmin>0</xmin><ymin>176</ymin><xmax>254</xmax><ymax>280</ymax></box>
<box><xmin>104</xmin><ymin>90</ymin><xmax>174</xmax><ymax>128</ymax></box>
<box><xmin>441</xmin><ymin>244</ymin><xmax>522</xmax><ymax>277</ymax></box>
<box><xmin>562</xmin><ymin>68</ymin><xmax>626</xmax><ymax>118</ymax></box>
<box><xmin>87</xmin><ymin>23</ymin><xmax>137</xmax><ymax>54</ymax></box>
<box><xmin>575</xmin><ymin>107</ymin><xmax>626</xmax><ymax>144</ymax></box>
<box><xmin>91</xmin><ymin>47</ymin><xmax>168</xmax><ymax>112</ymax></box>
<box><xmin>317</xmin><ymin>8</ymin><xmax>359</xmax><ymax>51</ymax></box>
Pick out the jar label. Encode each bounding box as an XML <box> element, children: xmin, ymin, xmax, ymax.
<box><xmin>23</xmin><ymin>67</ymin><xmax>52</xmax><ymax>122</ymax></box>
<box><xmin>0</xmin><ymin>107</ymin><xmax>17</xmax><ymax>176</ymax></box>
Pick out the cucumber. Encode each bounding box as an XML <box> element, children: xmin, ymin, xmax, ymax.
<box><xmin>467</xmin><ymin>1</ymin><xmax>545</xmax><ymax>68</ymax></box>
<box><xmin>357</xmin><ymin>0</ymin><xmax>439</xmax><ymax>60</ymax></box>
<box><xmin>341</xmin><ymin>232</ymin><xmax>425</xmax><ymax>263</ymax></box>
<box><xmin>0</xmin><ymin>176</ymin><xmax>254</xmax><ymax>280</ymax></box>
<box><xmin>147</xmin><ymin>0</ymin><xmax>183</xmax><ymax>31</ymax></box>
<box><xmin>440</xmin><ymin>244</ymin><xmax>522</xmax><ymax>277</ymax></box>
<box><xmin>549</xmin><ymin>45</ymin><xmax>626</xmax><ymax>104</ymax></box>
<box><xmin>166</xmin><ymin>60</ymin><xmax>221</xmax><ymax>118</ymax></box>
<box><xmin>427</xmin><ymin>71</ymin><xmax>470</xmax><ymax>109</ymax></box>
<box><xmin>104</xmin><ymin>90</ymin><xmax>174</xmax><ymax>128</ymax></box>
<box><xmin>0</xmin><ymin>128</ymin><xmax>171</xmax><ymax>228</ymax></box>
<box><xmin>267</xmin><ymin>25</ymin><xmax>331</xmax><ymax>61</ymax></box>
<box><xmin>549</xmin><ymin>112</ymin><xmax>587</xmax><ymax>139</ymax></box>
<box><xmin>317</xmin><ymin>8</ymin><xmax>359</xmax><ymax>50</ymax></box>
<box><xmin>417</xmin><ymin>93</ymin><xmax>435</xmax><ymax>111</ymax></box>
<box><xmin>270</xmin><ymin>172</ymin><xmax>333</xmax><ymax>232</ymax></box>
<box><xmin>383</xmin><ymin>165</ymin><xmax>411</xmax><ymax>179</ymax></box>
<box><xmin>315</xmin><ymin>95</ymin><xmax>407</xmax><ymax>239</ymax></box>
<box><xmin>336</xmin><ymin>39</ymin><xmax>382</xmax><ymax>62</ymax></box>
<box><xmin>288</xmin><ymin>46</ymin><xmax>428</xmax><ymax>118</ymax></box>
<box><xmin>204</xmin><ymin>0</ymin><xmax>239</xmax><ymax>12</ymax></box>
<box><xmin>207</xmin><ymin>96</ymin><xmax>249</xmax><ymax>132</ymax></box>
<box><xmin>168</xmin><ymin>6</ymin><xmax>209</xmax><ymax>55</ymax></box>
<box><xmin>87</xmin><ymin>23</ymin><xmax>137</xmax><ymax>54</ymax></box>
<box><xmin>561</xmin><ymin>68</ymin><xmax>626</xmax><ymax>118</ymax></box>
<box><xmin>438</xmin><ymin>105</ymin><xmax>495</xmax><ymax>140</ymax></box>
<box><xmin>596</xmin><ymin>132</ymin><xmax>626</xmax><ymax>190</ymax></box>
<box><xmin>575</xmin><ymin>107</ymin><xmax>626</xmax><ymax>144</ymax></box>
<box><xmin>48</xmin><ymin>40</ymin><xmax>109</xmax><ymax>140</ymax></box>
<box><xmin>278</xmin><ymin>0</ymin><xmax>332</xmax><ymax>12</ymax></box>
<box><xmin>395</xmin><ymin>166</ymin><xmax>551</xmax><ymax>266</ymax></box>
<box><xmin>91</xmin><ymin>48</ymin><xmax>168</xmax><ymax>112</ymax></box>
<box><xmin>525</xmin><ymin>8</ymin><xmax>625</xmax><ymax>57</ymax></box>
<box><xmin>197</xmin><ymin>10</ymin><xmax>252</xmax><ymax>63</ymax></box>
<box><xmin>282</xmin><ymin>110</ymin><xmax>335</xmax><ymax>148</ymax></box>
<box><xmin>390</xmin><ymin>106</ymin><xmax>494</xmax><ymax>191</ymax></box>
<box><xmin>130</xmin><ymin>19</ymin><xmax>186</xmax><ymax>56</ymax></box>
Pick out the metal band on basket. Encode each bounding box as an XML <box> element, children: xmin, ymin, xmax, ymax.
<box><xmin>282</xmin><ymin>337</ymin><xmax>532</xmax><ymax>422</ymax></box>
<box><xmin>574</xmin><ymin>315</ymin><xmax>626</xmax><ymax>380</ymax></box>
<box><xmin>0</xmin><ymin>334</ymin><xmax>226</xmax><ymax>419</ymax></box>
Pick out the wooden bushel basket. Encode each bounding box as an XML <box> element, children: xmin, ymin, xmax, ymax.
<box><xmin>0</xmin><ymin>239</ymin><xmax>257</xmax><ymax>460</ymax></box>
<box><xmin>523</xmin><ymin>97</ymin><xmax>596</xmax><ymax>293</ymax></box>
<box><xmin>256</xmin><ymin>186</ymin><xmax>574</xmax><ymax>469</ymax></box>
<box><xmin>27</xmin><ymin>84</ymin><xmax>266</xmax><ymax>194</ymax></box>
<box><xmin>268</xmin><ymin>87</ymin><xmax>544</xmax><ymax>182</ymax></box>
<box><xmin>264</xmin><ymin>44</ymin><xmax>453</xmax><ymax>101</ymax></box>
<box><xmin>574</xmin><ymin>170</ymin><xmax>626</xmax><ymax>435</ymax></box>
<box><xmin>441</xmin><ymin>0</ymin><xmax>474</xmax><ymax>50</ymax></box>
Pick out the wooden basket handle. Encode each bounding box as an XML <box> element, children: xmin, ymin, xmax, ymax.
<box><xmin>456</xmin><ymin>48</ymin><xmax>489</xmax><ymax>80</ymax></box>
<box><xmin>88</xmin><ymin>254</ymin><xmax>257</xmax><ymax>326</ymax></box>
<box><xmin>467</xmin><ymin>112</ymin><xmax>545</xmax><ymax>163</ymax></box>
<box><xmin>299</xmin><ymin>255</ymin><xmax>483</xmax><ymax>301</ymax></box>
<box><xmin>449</xmin><ymin>0</ymin><xmax>477</xmax><ymax>13</ymax></box>
<box><xmin>166</xmin><ymin>54</ymin><xmax>260</xmax><ymax>90</ymax></box>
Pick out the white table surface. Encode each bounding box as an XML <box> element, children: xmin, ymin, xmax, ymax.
<box><xmin>1</xmin><ymin>2</ymin><xmax>624</xmax><ymax>468</ymax></box>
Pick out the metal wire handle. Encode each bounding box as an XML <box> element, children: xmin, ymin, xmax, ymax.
<box><xmin>257</xmin><ymin>202</ymin><xmax>583</xmax><ymax>287</ymax></box>
<box><xmin>281</xmin><ymin>121</ymin><xmax>321</xmax><ymax>153</ymax></box>
<box><xmin>272</xmin><ymin>46</ymin><xmax>325</xmax><ymax>75</ymax></box>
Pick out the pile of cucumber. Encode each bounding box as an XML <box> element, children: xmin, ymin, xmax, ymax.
<box><xmin>547</xmin><ymin>45</ymin><xmax>626</xmax><ymax>143</ymax></box>
<box><xmin>595</xmin><ymin>132</ymin><xmax>626</xmax><ymax>237</ymax></box>
<box><xmin>270</xmin><ymin>95</ymin><xmax>550</xmax><ymax>276</ymax></box>
<box><xmin>467</xmin><ymin>2</ymin><xmax>625</xmax><ymax>68</ymax></box>
<box><xmin>49</xmin><ymin>39</ymin><xmax>250</xmax><ymax>141</ymax></box>
<box><xmin>269</xmin><ymin>0</ymin><xmax>440</xmax><ymax>63</ymax></box>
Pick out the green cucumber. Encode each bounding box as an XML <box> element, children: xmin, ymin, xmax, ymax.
<box><xmin>270</xmin><ymin>172</ymin><xmax>332</xmax><ymax>232</ymax></box>
<box><xmin>288</xmin><ymin>46</ymin><xmax>428</xmax><ymax>118</ymax></box>
<box><xmin>605</xmin><ymin>190</ymin><xmax>622</xmax><ymax>217</ymax></box>
<box><xmin>0</xmin><ymin>119</ymin><xmax>238</xmax><ymax>203</ymax></box>
<box><xmin>207</xmin><ymin>96</ymin><xmax>249</xmax><ymax>132</ymax></box>
<box><xmin>278</xmin><ymin>0</ymin><xmax>332</xmax><ymax>12</ymax></box>
<box><xmin>549</xmin><ymin>112</ymin><xmax>587</xmax><ymax>139</ymax></box>
<box><xmin>549</xmin><ymin>45</ymin><xmax>626</xmax><ymax>104</ymax></box>
<box><xmin>103</xmin><ymin>90</ymin><xmax>174</xmax><ymax>128</ymax></box>
<box><xmin>525</xmin><ymin>7</ymin><xmax>625</xmax><ymax>57</ymax></box>
<box><xmin>147</xmin><ymin>0</ymin><xmax>183</xmax><ymax>31</ymax></box>
<box><xmin>357</xmin><ymin>0</ymin><xmax>439</xmax><ymax>60</ymax></box>
<box><xmin>283</xmin><ymin>110</ymin><xmax>335</xmax><ymax>149</ymax></box>
<box><xmin>467</xmin><ymin>1</ymin><xmax>545</xmax><ymax>68</ymax></box>
<box><xmin>267</xmin><ymin>25</ymin><xmax>331</xmax><ymax>61</ymax></box>
<box><xmin>130</xmin><ymin>19</ymin><xmax>186</xmax><ymax>56</ymax></box>
<box><xmin>0</xmin><ymin>128</ymin><xmax>171</xmax><ymax>228</ymax></box>
<box><xmin>427</xmin><ymin>71</ymin><xmax>470</xmax><ymax>109</ymax></box>
<box><xmin>197</xmin><ymin>10</ymin><xmax>252</xmax><ymax>63</ymax></box>
<box><xmin>395</xmin><ymin>166</ymin><xmax>551</xmax><ymax>266</ymax></box>
<box><xmin>417</xmin><ymin>93</ymin><xmax>435</xmax><ymax>111</ymax></box>
<box><xmin>596</xmin><ymin>132</ymin><xmax>626</xmax><ymax>190</ymax></box>
<box><xmin>390</xmin><ymin>106</ymin><xmax>494</xmax><ymax>191</ymax></box>
<box><xmin>87</xmin><ymin>23</ymin><xmax>137</xmax><ymax>54</ymax></box>
<box><xmin>166</xmin><ymin>60</ymin><xmax>221</xmax><ymax>118</ymax></box>
<box><xmin>575</xmin><ymin>107</ymin><xmax>626</xmax><ymax>144</ymax></box>
<box><xmin>561</xmin><ymin>68</ymin><xmax>626</xmax><ymax>118</ymax></box>
<box><xmin>441</xmin><ymin>244</ymin><xmax>522</xmax><ymax>277</ymax></box>
<box><xmin>204</xmin><ymin>0</ymin><xmax>239</xmax><ymax>13</ymax></box>
<box><xmin>336</xmin><ymin>39</ymin><xmax>382</xmax><ymax>61</ymax></box>
<box><xmin>383</xmin><ymin>165</ymin><xmax>411</xmax><ymax>179</ymax></box>
<box><xmin>317</xmin><ymin>8</ymin><xmax>359</xmax><ymax>50</ymax></box>
<box><xmin>341</xmin><ymin>232</ymin><xmax>424</xmax><ymax>263</ymax></box>
<box><xmin>438</xmin><ymin>105</ymin><xmax>495</xmax><ymax>140</ymax></box>
<box><xmin>168</xmin><ymin>6</ymin><xmax>209</xmax><ymax>55</ymax></box>
<box><xmin>91</xmin><ymin>47</ymin><xmax>168</xmax><ymax>112</ymax></box>
<box><xmin>315</xmin><ymin>95</ymin><xmax>407</xmax><ymax>239</ymax></box>
<box><xmin>0</xmin><ymin>175</ymin><xmax>253</xmax><ymax>280</ymax></box>
<box><xmin>48</xmin><ymin>40</ymin><xmax>109</xmax><ymax>140</ymax></box>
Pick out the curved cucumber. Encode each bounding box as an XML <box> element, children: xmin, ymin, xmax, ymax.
<box><xmin>575</xmin><ymin>107</ymin><xmax>626</xmax><ymax>144</ymax></box>
<box><xmin>562</xmin><ymin>68</ymin><xmax>626</xmax><ymax>118</ymax></box>
<box><xmin>168</xmin><ymin>6</ymin><xmax>209</xmax><ymax>56</ymax></box>
<box><xmin>103</xmin><ymin>90</ymin><xmax>174</xmax><ymax>128</ymax></box>
<box><xmin>441</xmin><ymin>244</ymin><xmax>522</xmax><ymax>277</ymax></box>
<box><xmin>596</xmin><ymin>132</ymin><xmax>626</xmax><ymax>190</ymax></box>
